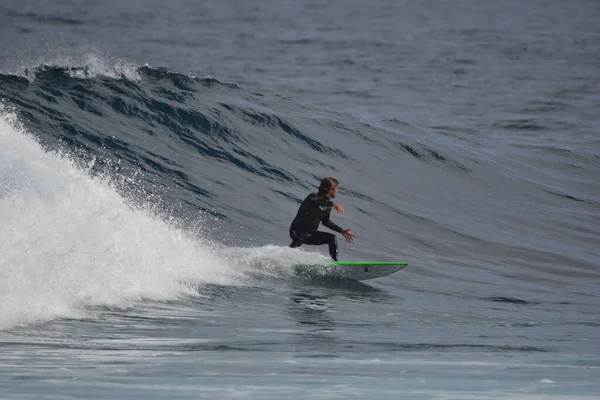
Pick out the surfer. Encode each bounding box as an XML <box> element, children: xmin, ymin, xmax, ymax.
<box><xmin>289</xmin><ymin>177</ymin><xmax>356</xmax><ymax>261</ymax></box>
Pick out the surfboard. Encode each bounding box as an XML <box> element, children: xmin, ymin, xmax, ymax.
<box><xmin>293</xmin><ymin>261</ymin><xmax>408</xmax><ymax>281</ymax></box>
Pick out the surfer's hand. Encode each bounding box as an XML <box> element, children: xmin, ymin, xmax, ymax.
<box><xmin>333</xmin><ymin>202</ymin><xmax>344</xmax><ymax>215</ymax></box>
<box><xmin>341</xmin><ymin>229</ymin><xmax>356</xmax><ymax>243</ymax></box>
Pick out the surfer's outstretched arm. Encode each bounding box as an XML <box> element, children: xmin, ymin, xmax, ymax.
<box><xmin>322</xmin><ymin>212</ymin><xmax>355</xmax><ymax>243</ymax></box>
<box><xmin>322</xmin><ymin>215</ymin><xmax>342</xmax><ymax>234</ymax></box>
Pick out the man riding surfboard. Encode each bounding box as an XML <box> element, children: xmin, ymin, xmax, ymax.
<box><xmin>289</xmin><ymin>177</ymin><xmax>356</xmax><ymax>261</ymax></box>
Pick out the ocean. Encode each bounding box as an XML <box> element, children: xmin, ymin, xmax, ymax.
<box><xmin>1</xmin><ymin>0</ymin><xmax>599</xmax><ymax>398</ymax></box>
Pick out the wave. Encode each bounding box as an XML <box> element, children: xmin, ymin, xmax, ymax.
<box><xmin>0</xmin><ymin>108</ymin><xmax>329</xmax><ymax>329</ymax></box>
<box><xmin>2</xmin><ymin>58</ymin><xmax>599</xmax><ymax>329</ymax></box>
<box><xmin>0</xmin><ymin>62</ymin><xmax>472</xmax><ymax>226</ymax></box>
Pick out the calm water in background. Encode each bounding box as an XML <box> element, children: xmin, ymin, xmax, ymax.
<box><xmin>1</xmin><ymin>0</ymin><xmax>599</xmax><ymax>399</ymax></box>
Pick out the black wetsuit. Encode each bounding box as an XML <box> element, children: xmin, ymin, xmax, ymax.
<box><xmin>289</xmin><ymin>193</ymin><xmax>342</xmax><ymax>261</ymax></box>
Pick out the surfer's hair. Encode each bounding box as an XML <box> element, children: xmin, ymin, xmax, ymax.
<box><xmin>318</xmin><ymin>177</ymin><xmax>338</xmax><ymax>195</ymax></box>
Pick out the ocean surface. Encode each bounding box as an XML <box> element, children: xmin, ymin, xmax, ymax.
<box><xmin>1</xmin><ymin>0</ymin><xmax>599</xmax><ymax>398</ymax></box>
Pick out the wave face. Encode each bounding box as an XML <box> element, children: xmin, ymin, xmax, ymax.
<box><xmin>1</xmin><ymin>62</ymin><xmax>599</xmax><ymax>329</ymax></box>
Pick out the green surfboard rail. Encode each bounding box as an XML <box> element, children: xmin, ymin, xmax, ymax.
<box><xmin>332</xmin><ymin>262</ymin><xmax>408</xmax><ymax>266</ymax></box>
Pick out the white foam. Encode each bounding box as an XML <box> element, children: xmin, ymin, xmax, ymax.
<box><xmin>0</xmin><ymin>108</ymin><xmax>236</xmax><ymax>329</ymax></box>
<box><xmin>225</xmin><ymin>244</ymin><xmax>330</xmax><ymax>278</ymax></box>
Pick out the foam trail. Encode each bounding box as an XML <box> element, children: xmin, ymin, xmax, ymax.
<box><xmin>226</xmin><ymin>244</ymin><xmax>331</xmax><ymax>279</ymax></box>
<box><xmin>0</xmin><ymin>108</ymin><xmax>235</xmax><ymax>330</ymax></box>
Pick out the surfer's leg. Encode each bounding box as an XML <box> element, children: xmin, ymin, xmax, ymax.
<box><xmin>302</xmin><ymin>231</ymin><xmax>338</xmax><ymax>261</ymax></box>
<box><xmin>328</xmin><ymin>234</ymin><xmax>338</xmax><ymax>261</ymax></box>
<box><xmin>289</xmin><ymin>229</ymin><xmax>303</xmax><ymax>248</ymax></box>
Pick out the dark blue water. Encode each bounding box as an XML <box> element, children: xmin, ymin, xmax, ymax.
<box><xmin>1</xmin><ymin>0</ymin><xmax>599</xmax><ymax>398</ymax></box>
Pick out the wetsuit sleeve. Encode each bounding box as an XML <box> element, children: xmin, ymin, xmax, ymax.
<box><xmin>322</xmin><ymin>211</ymin><xmax>343</xmax><ymax>233</ymax></box>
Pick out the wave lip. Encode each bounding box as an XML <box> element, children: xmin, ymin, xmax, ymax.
<box><xmin>1</xmin><ymin>52</ymin><xmax>142</xmax><ymax>82</ymax></box>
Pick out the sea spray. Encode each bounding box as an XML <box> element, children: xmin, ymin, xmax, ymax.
<box><xmin>0</xmin><ymin>108</ymin><xmax>237</xmax><ymax>329</ymax></box>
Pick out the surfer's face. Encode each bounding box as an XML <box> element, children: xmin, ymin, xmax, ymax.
<box><xmin>327</xmin><ymin>185</ymin><xmax>338</xmax><ymax>199</ymax></box>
